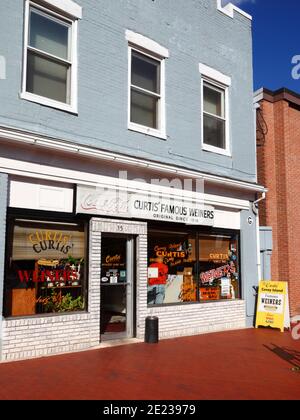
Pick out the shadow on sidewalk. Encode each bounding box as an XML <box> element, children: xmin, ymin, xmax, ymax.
<box><xmin>264</xmin><ymin>344</ymin><xmax>300</xmax><ymax>369</ymax></box>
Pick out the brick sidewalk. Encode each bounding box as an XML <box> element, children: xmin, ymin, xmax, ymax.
<box><xmin>0</xmin><ymin>328</ymin><xmax>299</xmax><ymax>400</ymax></box>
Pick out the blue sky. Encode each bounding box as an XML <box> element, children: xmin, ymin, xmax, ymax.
<box><xmin>223</xmin><ymin>0</ymin><xmax>300</xmax><ymax>93</ymax></box>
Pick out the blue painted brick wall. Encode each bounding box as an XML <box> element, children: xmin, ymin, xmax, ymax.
<box><xmin>0</xmin><ymin>0</ymin><xmax>256</xmax><ymax>182</ymax></box>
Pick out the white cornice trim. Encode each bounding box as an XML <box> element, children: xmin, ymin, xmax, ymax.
<box><xmin>2</xmin><ymin>157</ymin><xmax>250</xmax><ymax>210</ymax></box>
<box><xmin>199</xmin><ymin>63</ymin><xmax>231</xmax><ymax>87</ymax></box>
<box><xmin>38</xmin><ymin>0</ymin><xmax>82</xmax><ymax>19</ymax></box>
<box><xmin>0</xmin><ymin>125</ymin><xmax>266</xmax><ymax>193</ymax></box>
<box><xmin>125</xmin><ymin>30</ymin><xmax>169</xmax><ymax>58</ymax></box>
<box><xmin>253</xmin><ymin>88</ymin><xmax>264</xmax><ymax>104</ymax></box>
<box><xmin>217</xmin><ymin>0</ymin><xmax>252</xmax><ymax>21</ymax></box>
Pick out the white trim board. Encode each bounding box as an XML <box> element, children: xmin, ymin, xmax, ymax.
<box><xmin>199</xmin><ymin>63</ymin><xmax>231</xmax><ymax>87</ymax></box>
<box><xmin>41</xmin><ymin>0</ymin><xmax>82</xmax><ymax>19</ymax></box>
<box><xmin>1</xmin><ymin>157</ymin><xmax>250</xmax><ymax>210</ymax></box>
<box><xmin>9</xmin><ymin>178</ymin><xmax>74</xmax><ymax>212</ymax></box>
<box><xmin>125</xmin><ymin>30</ymin><xmax>169</xmax><ymax>58</ymax></box>
<box><xmin>216</xmin><ymin>0</ymin><xmax>252</xmax><ymax>21</ymax></box>
<box><xmin>0</xmin><ymin>125</ymin><xmax>266</xmax><ymax>193</ymax></box>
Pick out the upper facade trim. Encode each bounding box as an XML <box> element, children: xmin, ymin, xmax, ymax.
<box><xmin>125</xmin><ymin>30</ymin><xmax>169</xmax><ymax>58</ymax></box>
<box><xmin>199</xmin><ymin>63</ymin><xmax>231</xmax><ymax>87</ymax></box>
<box><xmin>216</xmin><ymin>0</ymin><xmax>252</xmax><ymax>21</ymax></box>
<box><xmin>38</xmin><ymin>0</ymin><xmax>82</xmax><ymax>19</ymax></box>
<box><xmin>0</xmin><ymin>125</ymin><xmax>266</xmax><ymax>193</ymax></box>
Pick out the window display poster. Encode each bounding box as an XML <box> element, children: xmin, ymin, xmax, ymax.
<box><xmin>255</xmin><ymin>281</ymin><xmax>290</xmax><ymax>333</ymax></box>
<box><xmin>221</xmin><ymin>277</ymin><xmax>231</xmax><ymax>297</ymax></box>
<box><xmin>148</xmin><ymin>267</ymin><xmax>159</xmax><ymax>279</ymax></box>
<box><xmin>200</xmin><ymin>287</ymin><xmax>220</xmax><ymax>301</ymax></box>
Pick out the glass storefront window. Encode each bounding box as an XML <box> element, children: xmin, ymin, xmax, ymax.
<box><xmin>148</xmin><ymin>230</ymin><xmax>240</xmax><ymax>306</ymax></box>
<box><xmin>148</xmin><ymin>231</ymin><xmax>197</xmax><ymax>305</ymax></box>
<box><xmin>4</xmin><ymin>219</ymin><xmax>86</xmax><ymax>317</ymax></box>
<box><xmin>198</xmin><ymin>235</ymin><xmax>239</xmax><ymax>302</ymax></box>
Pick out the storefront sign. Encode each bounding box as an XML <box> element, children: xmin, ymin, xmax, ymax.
<box><xmin>255</xmin><ymin>281</ymin><xmax>290</xmax><ymax>333</ymax></box>
<box><xmin>130</xmin><ymin>197</ymin><xmax>214</xmax><ymax>226</ymax></box>
<box><xmin>77</xmin><ymin>186</ymin><xmax>215</xmax><ymax>227</ymax></box>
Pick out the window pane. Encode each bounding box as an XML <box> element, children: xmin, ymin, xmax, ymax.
<box><xmin>203</xmin><ymin>85</ymin><xmax>223</xmax><ymax>117</ymax></box>
<box><xmin>4</xmin><ymin>221</ymin><xmax>86</xmax><ymax>317</ymax></box>
<box><xmin>132</xmin><ymin>51</ymin><xmax>160</xmax><ymax>94</ymax></box>
<box><xmin>198</xmin><ymin>235</ymin><xmax>239</xmax><ymax>302</ymax></box>
<box><xmin>131</xmin><ymin>89</ymin><xmax>158</xmax><ymax>129</ymax></box>
<box><xmin>29</xmin><ymin>9</ymin><xmax>69</xmax><ymax>60</ymax></box>
<box><xmin>203</xmin><ymin>114</ymin><xmax>226</xmax><ymax>149</ymax></box>
<box><xmin>27</xmin><ymin>51</ymin><xmax>69</xmax><ymax>103</ymax></box>
<box><xmin>148</xmin><ymin>231</ymin><xmax>197</xmax><ymax>305</ymax></box>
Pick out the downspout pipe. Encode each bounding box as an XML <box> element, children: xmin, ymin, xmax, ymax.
<box><xmin>252</xmin><ymin>192</ymin><xmax>267</xmax><ymax>283</ymax></box>
<box><xmin>252</xmin><ymin>192</ymin><xmax>266</xmax><ymax>216</ymax></box>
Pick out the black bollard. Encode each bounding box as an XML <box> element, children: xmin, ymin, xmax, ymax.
<box><xmin>145</xmin><ymin>316</ymin><xmax>159</xmax><ymax>344</ymax></box>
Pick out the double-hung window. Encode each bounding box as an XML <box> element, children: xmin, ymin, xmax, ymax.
<box><xmin>126</xmin><ymin>30</ymin><xmax>168</xmax><ymax>139</ymax></box>
<box><xmin>199</xmin><ymin>63</ymin><xmax>231</xmax><ymax>156</ymax></box>
<box><xmin>22</xmin><ymin>1</ymin><xmax>81</xmax><ymax>113</ymax></box>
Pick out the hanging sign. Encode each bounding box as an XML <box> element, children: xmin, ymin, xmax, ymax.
<box><xmin>255</xmin><ymin>281</ymin><xmax>290</xmax><ymax>333</ymax></box>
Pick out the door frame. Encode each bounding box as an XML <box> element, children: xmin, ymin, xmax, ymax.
<box><xmin>100</xmin><ymin>233</ymin><xmax>135</xmax><ymax>341</ymax></box>
<box><xmin>89</xmin><ymin>218</ymin><xmax>147</xmax><ymax>343</ymax></box>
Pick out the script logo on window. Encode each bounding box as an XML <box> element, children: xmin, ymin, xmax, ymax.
<box><xmin>291</xmin><ymin>315</ymin><xmax>300</xmax><ymax>340</ymax></box>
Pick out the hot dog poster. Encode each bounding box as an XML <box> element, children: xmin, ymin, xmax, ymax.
<box><xmin>255</xmin><ymin>281</ymin><xmax>290</xmax><ymax>333</ymax></box>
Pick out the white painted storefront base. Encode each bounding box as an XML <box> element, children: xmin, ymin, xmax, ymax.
<box><xmin>146</xmin><ymin>301</ymin><xmax>246</xmax><ymax>339</ymax></box>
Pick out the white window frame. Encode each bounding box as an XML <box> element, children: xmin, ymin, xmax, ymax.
<box><xmin>199</xmin><ymin>63</ymin><xmax>231</xmax><ymax>157</ymax></box>
<box><xmin>20</xmin><ymin>0</ymin><xmax>79</xmax><ymax>114</ymax></box>
<box><xmin>126</xmin><ymin>31</ymin><xmax>168</xmax><ymax>140</ymax></box>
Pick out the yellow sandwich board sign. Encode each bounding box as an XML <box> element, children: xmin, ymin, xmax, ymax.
<box><xmin>255</xmin><ymin>281</ymin><xmax>290</xmax><ymax>333</ymax></box>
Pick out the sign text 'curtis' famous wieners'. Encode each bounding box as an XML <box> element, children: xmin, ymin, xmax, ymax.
<box><xmin>76</xmin><ymin>185</ymin><xmax>215</xmax><ymax>227</ymax></box>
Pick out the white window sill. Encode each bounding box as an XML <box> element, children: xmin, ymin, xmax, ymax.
<box><xmin>20</xmin><ymin>91</ymin><xmax>78</xmax><ymax>114</ymax></box>
<box><xmin>128</xmin><ymin>122</ymin><xmax>167</xmax><ymax>140</ymax></box>
<box><xmin>202</xmin><ymin>144</ymin><xmax>232</xmax><ymax>157</ymax></box>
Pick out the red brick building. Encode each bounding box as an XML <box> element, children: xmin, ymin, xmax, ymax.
<box><xmin>255</xmin><ymin>88</ymin><xmax>300</xmax><ymax>316</ymax></box>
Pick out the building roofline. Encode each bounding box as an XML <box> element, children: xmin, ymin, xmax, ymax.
<box><xmin>217</xmin><ymin>0</ymin><xmax>252</xmax><ymax>21</ymax></box>
<box><xmin>254</xmin><ymin>87</ymin><xmax>300</xmax><ymax>107</ymax></box>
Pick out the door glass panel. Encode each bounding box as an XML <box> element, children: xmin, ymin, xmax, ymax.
<box><xmin>101</xmin><ymin>237</ymin><xmax>127</xmax><ymax>336</ymax></box>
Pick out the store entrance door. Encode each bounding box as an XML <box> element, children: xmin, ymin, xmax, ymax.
<box><xmin>100</xmin><ymin>235</ymin><xmax>136</xmax><ymax>341</ymax></box>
